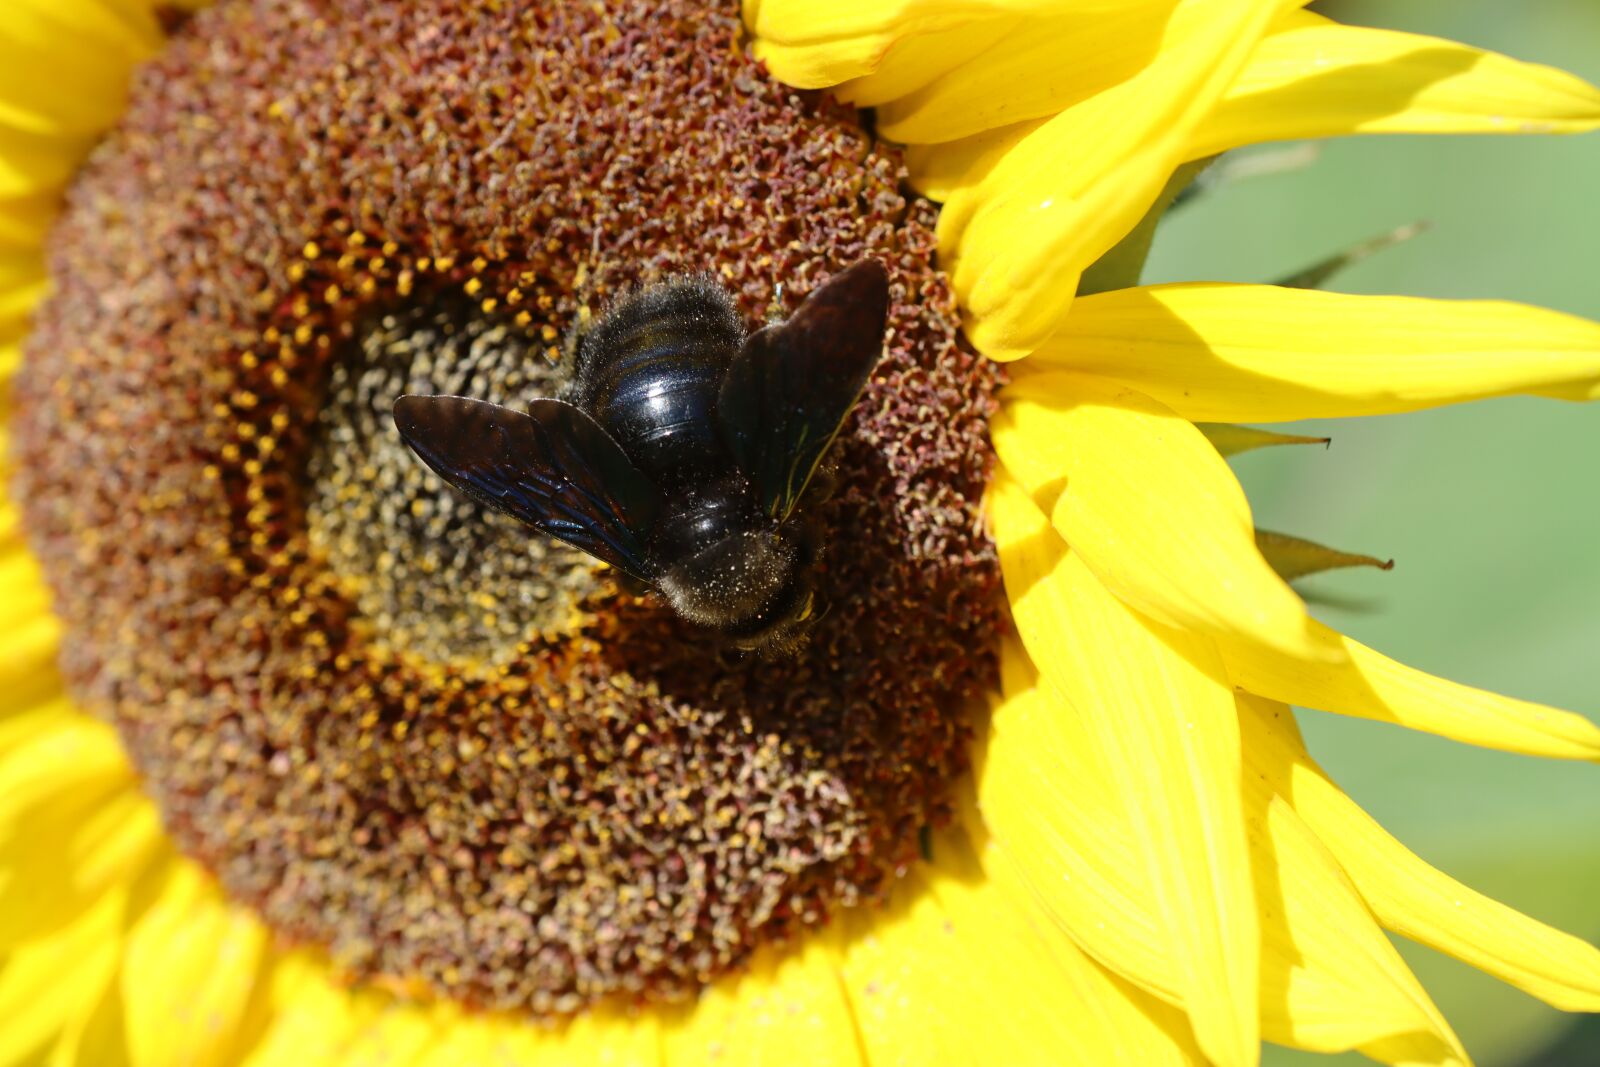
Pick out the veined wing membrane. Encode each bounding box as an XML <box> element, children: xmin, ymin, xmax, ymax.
<box><xmin>719</xmin><ymin>259</ymin><xmax>890</xmax><ymax>521</ymax></box>
<box><xmin>393</xmin><ymin>395</ymin><xmax>662</xmax><ymax>580</ymax></box>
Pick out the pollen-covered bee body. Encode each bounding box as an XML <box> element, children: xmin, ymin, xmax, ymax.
<box><xmin>394</xmin><ymin>259</ymin><xmax>890</xmax><ymax>651</ymax></box>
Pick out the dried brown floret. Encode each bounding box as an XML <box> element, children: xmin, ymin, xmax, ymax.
<box><xmin>13</xmin><ymin>0</ymin><xmax>1002</xmax><ymax>1014</ymax></box>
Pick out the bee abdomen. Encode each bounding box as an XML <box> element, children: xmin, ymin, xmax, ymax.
<box><xmin>599</xmin><ymin>358</ymin><xmax>726</xmax><ymax>484</ymax></box>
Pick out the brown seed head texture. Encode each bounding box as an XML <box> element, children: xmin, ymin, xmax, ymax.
<box><xmin>13</xmin><ymin>0</ymin><xmax>1002</xmax><ymax>1014</ymax></box>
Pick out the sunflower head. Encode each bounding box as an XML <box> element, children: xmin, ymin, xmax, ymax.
<box><xmin>5</xmin><ymin>0</ymin><xmax>1600</xmax><ymax>1064</ymax></box>
<box><xmin>11</xmin><ymin>0</ymin><xmax>1003</xmax><ymax>1015</ymax></box>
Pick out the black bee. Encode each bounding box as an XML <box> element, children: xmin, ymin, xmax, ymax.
<box><xmin>393</xmin><ymin>259</ymin><xmax>890</xmax><ymax>651</ymax></box>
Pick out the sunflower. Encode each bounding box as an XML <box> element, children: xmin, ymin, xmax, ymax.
<box><xmin>3</xmin><ymin>1</ymin><xmax>1599</xmax><ymax>1065</ymax></box>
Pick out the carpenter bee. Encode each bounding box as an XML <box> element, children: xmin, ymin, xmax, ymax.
<box><xmin>393</xmin><ymin>259</ymin><xmax>890</xmax><ymax>651</ymax></box>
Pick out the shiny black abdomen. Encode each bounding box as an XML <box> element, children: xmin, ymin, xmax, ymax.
<box><xmin>648</xmin><ymin>480</ymin><xmax>755</xmax><ymax>561</ymax></box>
<box><xmin>566</xmin><ymin>276</ymin><xmax>745</xmax><ymax>490</ymax></box>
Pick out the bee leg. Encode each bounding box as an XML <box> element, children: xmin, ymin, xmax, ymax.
<box><xmin>764</xmin><ymin>281</ymin><xmax>786</xmax><ymax>323</ymax></box>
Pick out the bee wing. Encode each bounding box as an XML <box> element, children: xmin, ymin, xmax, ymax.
<box><xmin>393</xmin><ymin>394</ymin><xmax>662</xmax><ymax>581</ymax></box>
<box><xmin>718</xmin><ymin>259</ymin><xmax>890</xmax><ymax>521</ymax></box>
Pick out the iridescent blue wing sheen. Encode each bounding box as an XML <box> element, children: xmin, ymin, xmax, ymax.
<box><xmin>717</xmin><ymin>259</ymin><xmax>890</xmax><ymax>521</ymax></box>
<box><xmin>393</xmin><ymin>394</ymin><xmax>662</xmax><ymax>580</ymax></box>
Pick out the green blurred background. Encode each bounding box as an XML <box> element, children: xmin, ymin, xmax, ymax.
<box><xmin>1145</xmin><ymin>1</ymin><xmax>1600</xmax><ymax>1063</ymax></box>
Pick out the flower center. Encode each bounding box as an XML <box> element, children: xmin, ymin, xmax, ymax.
<box><xmin>12</xmin><ymin>0</ymin><xmax>1002</xmax><ymax>1015</ymax></box>
<box><xmin>305</xmin><ymin>295</ymin><xmax>600</xmax><ymax>664</ymax></box>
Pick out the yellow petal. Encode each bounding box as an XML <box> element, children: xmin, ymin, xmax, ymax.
<box><xmin>466</xmin><ymin>1017</ymin><xmax>551</xmax><ymax>1067</ymax></box>
<box><xmin>0</xmin><ymin>274</ymin><xmax>47</xmax><ymax>345</ymax></box>
<box><xmin>713</xmin><ymin>940</ymin><xmax>857</xmax><ymax>1067</ymax></box>
<box><xmin>903</xmin><ymin>117</ymin><xmax>1039</xmax><ymax>201</ymax></box>
<box><xmin>939</xmin><ymin>0</ymin><xmax>1280</xmax><ymax>361</ymax></box>
<box><xmin>0</xmin><ymin>191</ymin><xmax>56</xmax><ymax>251</ymax></box>
<box><xmin>49</xmin><ymin>965</ymin><xmax>131</xmax><ymax>1067</ymax></box>
<box><xmin>875</xmin><ymin>3</ymin><xmax>1194</xmax><ymax>144</ymax></box>
<box><xmin>1032</xmin><ymin>283</ymin><xmax>1600</xmax><ymax>422</ymax></box>
<box><xmin>240</xmin><ymin>954</ymin><xmax>378</xmax><ymax>1067</ymax></box>
<box><xmin>540</xmin><ymin>1006</ymin><xmax>658</xmax><ymax>1067</ymax></box>
<box><xmin>0</xmin><ymin>249</ymin><xmax>45</xmax><ymax>304</ymax></box>
<box><xmin>454</xmin><ymin>1017</ymin><xmax>620</xmax><ymax>1067</ymax></box>
<box><xmin>0</xmin><ymin>543</ymin><xmax>54</xmax><ymax>633</ymax></box>
<box><xmin>663</xmin><ymin>934</ymin><xmax>859</xmax><ymax>1067</ymax></box>
<box><xmin>330</xmin><ymin>1004</ymin><xmax>438</xmax><ymax>1067</ymax></box>
<box><xmin>0</xmin><ymin>0</ymin><xmax>160</xmax><ymax>136</ymax></box>
<box><xmin>1244</xmin><ymin>772</ymin><xmax>1467</xmax><ymax>1064</ymax></box>
<box><xmin>872</xmin><ymin>1</ymin><xmax>1316</xmax><ymax>144</ymax></box>
<box><xmin>959</xmin><ymin>841</ymin><xmax>1209</xmax><ymax>1064</ymax></box>
<box><xmin>1241</xmin><ymin>693</ymin><xmax>1600</xmax><ymax>1011</ymax></box>
<box><xmin>990</xmin><ymin>473</ymin><xmax>1259</xmax><ymax>1067</ymax></box>
<box><xmin>835</xmin><ymin>821</ymin><xmax>1199</xmax><ymax>1066</ymax></box>
<box><xmin>986</xmin><ymin>633</ymin><xmax>1470</xmax><ymax>1063</ymax></box>
<box><xmin>0</xmin><ymin>785</ymin><xmax>164</xmax><ymax>952</ymax></box>
<box><xmin>407</xmin><ymin>1014</ymin><xmax>495</xmax><ymax>1067</ymax></box>
<box><xmin>123</xmin><ymin>863</ymin><xmax>270</xmax><ymax>1067</ymax></box>
<box><xmin>1190</xmin><ymin>13</ymin><xmax>1600</xmax><ymax>159</ymax></box>
<box><xmin>0</xmin><ymin>698</ymin><xmax>73</xmax><ymax>756</ymax></box>
<box><xmin>747</xmin><ymin>0</ymin><xmax>1114</xmax><ymax>93</ymax></box>
<box><xmin>749</xmin><ymin>0</ymin><xmax>998</xmax><ymax>91</ymax></box>
<box><xmin>936</xmin><ymin>825</ymin><xmax>1207</xmax><ymax>1065</ymax></box>
<box><xmin>977</xmin><ymin>638</ymin><xmax>1173</xmax><ymax>1000</ymax></box>
<box><xmin>659</xmin><ymin>968</ymin><xmax>750</xmax><ymax>1065</ymax></box>
<box><xmin>0</xmin><ymin>716</ymin><xmax>131</xmax><ymax>826</ymax></box>
<box><xmin>0</xmin><ymin>886</ymin><xmax>126</xmax><ymax>1067</ymax></box>
<box><xmin>0</xmin><ymin>608</ymin><xmax>61</xmax><ymax>712</ymax></box>
<box><xmin>968</xmin><ymin>665</ymin><xmax>1210</xmax><ymax>1062</ymax></box>
<box><xmin>1219</xmin><ymin>616</ymin><xmax>1600</xmax><ymax>760</ymax></box>
<box><xmin>0</xmin><ymin>614</ymin><xmax>62</xmax><ymax>716</ymax></box>
<box><xmin>830</xmin><ymin>887</ymin><xmax>948</xmax><ymax>1066</ymax></box>
<box><xmin>836</xmin><ymin>20</ymin><xmax>1014</xmax><ymax>108</ymax></box>
<box><xmin>995</xmin><ymin>372</ymin><xmax>1323</xmax><ymax>661</ymax></box>
<box><xmin>0</xmin><ymin>125</ymin><xmax>91</xmax><ymax>200</ymax></box>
